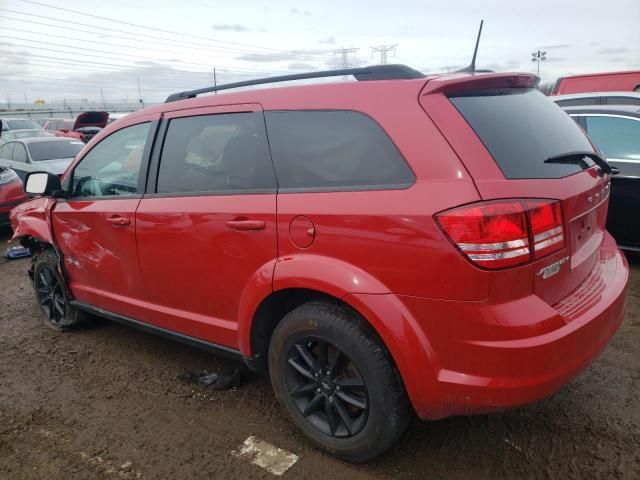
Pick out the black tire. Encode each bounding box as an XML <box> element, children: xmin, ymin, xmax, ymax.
<box><xmin>268</xmin><ymin>301</ymin><xmax>412</xmax><ymax>462</ymax></box>
<box><xmin>32</xmin><ymin>249</ymin><xmax>84</xmax><ymax>332</ymax></box>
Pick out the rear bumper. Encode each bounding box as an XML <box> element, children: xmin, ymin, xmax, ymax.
<box><xmin>394</xmin><ymin>233</ymin><xmax>628</xmax><ymax>420</ymax></box>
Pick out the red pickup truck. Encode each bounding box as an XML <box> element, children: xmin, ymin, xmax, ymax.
<box><xmin>552</xmin><ymin>71</ymin><xmax>640</xmax><ymax>95</ymax></box>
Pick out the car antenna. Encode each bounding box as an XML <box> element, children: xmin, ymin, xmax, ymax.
<box><xmin>456</xmin><ymin>20</ymin><xmax>484</xmax><ymax>73</ymax></box>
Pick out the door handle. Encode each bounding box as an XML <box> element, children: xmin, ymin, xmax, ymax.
<box><xmin>107</xmin><ymin>216</ymin><xmax>131</xmax><ymax>227</ymax></box>
<box><xmin>226</xmin><ymin>219</ymin><xmax>265</xmax><ymax>231</ymax></box>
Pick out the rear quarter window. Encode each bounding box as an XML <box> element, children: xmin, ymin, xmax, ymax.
<box><xmin>450</xmin><ymin>88</ymin><xmax>596</xmax><ymax>179</ymax></box>
<box><xmin>265</xmin><ymin>110</ymin><xmax>415</xmax><ymax>191</ymax></box>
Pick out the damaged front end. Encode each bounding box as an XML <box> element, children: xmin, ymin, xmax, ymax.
<box><xmin>10</xmin><ymin>196</ymin><xmax>59</xmax><ymax>282</ymax></box>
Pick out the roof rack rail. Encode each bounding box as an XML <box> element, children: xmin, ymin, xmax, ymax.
<box><xmin>164</xmin><ymin>64</ymin><xmax>425</xmax><ymax>103</ymax></box>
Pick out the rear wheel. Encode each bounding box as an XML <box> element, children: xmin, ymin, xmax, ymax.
<box><xmin>268</xmin><ymin>301</ymin><xmax>411</xmax><ymax>462</ymax></box>
<box><xmin>33</xmin><ymin>249</ymin><xmax>84</xmax><ymax>331</ymax></box>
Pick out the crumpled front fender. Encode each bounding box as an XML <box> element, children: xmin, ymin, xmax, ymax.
<box><xmin>10</xmin><ymin>196</ymin><xmax>57</xmax><ymax>244</ymax></box>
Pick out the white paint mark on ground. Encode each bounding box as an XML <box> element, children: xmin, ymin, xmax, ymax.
<box><xmin>232</xmin><ymin>435</ymin><xmax>299</xmax><ymax>476</ymax></box>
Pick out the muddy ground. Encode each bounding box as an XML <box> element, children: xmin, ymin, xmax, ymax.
<box><xmin>0</xmin><ymin>226</ymin><xmax>638</xmax><ymax>480</ymax></box>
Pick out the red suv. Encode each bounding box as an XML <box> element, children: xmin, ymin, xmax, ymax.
<box><xmin>11</xmin><ymin>66</ymin><xmax>629</xmax><ymax>462</ymax></box>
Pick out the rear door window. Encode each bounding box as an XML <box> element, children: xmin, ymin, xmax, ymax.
<box><xmin>0</xmin><ymin>143</ymin><xmax>14</xmax><ymax>159</ymax></box>
<box><xmin>156</xmin><ymin>112</ymin><xmax>276</xmax><ymax>194</ymax></box>
<box><xmin>11</xmin><ymin>143</ymin><xmax>28</xmax><ymax>163</ymax></box>
<box><xmin>265</xmin><ymin>110</ymin><xmax>415</xmax><ymax>191</ymax></box>
<box><xmin>450</xmin><ymin>88</ymin><xmax>596</xmax><ymax>179</ymax></box>
<box><xmin>585</xmin><ymin>115</ymin><xmax>640</xmax><ymax>160</ymax></box>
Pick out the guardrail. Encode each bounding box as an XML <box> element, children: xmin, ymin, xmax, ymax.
<box><xmin>0</xmin><ymin>107</ymin><xmax>150</xmax><ymax>120</ymax></box>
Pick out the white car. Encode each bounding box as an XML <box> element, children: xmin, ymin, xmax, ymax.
<box><xmin>0</xmin><ymin>137</ymin><xmax>85</xmax><ymax>182</ymax></box>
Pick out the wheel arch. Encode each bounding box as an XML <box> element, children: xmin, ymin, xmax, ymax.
<box><xmin>241</xmin><ymin>284</ymin><xmax>440</xmax><ymax>416</ymax></box>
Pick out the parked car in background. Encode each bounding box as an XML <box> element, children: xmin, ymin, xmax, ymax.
<box><xmin>0</xmin><ymin>167</ymin><xmax>28</xmax><ymax>226</ymax></box>
<box><xmin>563</xmin><ymin>104</ymin><xmax>640</xmax><ymax>251</ymax></box>
<box><xmin>0</xmin><ymin>129</ymin><xmax>54</xmax><ymax>146</ymax></box>
<box><xmin>11</xmin><ymin>66</ymin><xmax>628</xmax><ymax>462</ymax></box>
<box><xmin>107</xmin><ymin>112</ymin><xmax>131</xmax><ymax>124</ymax></box>
<box><xmin>0</xmin><ymin>137</ymin><xmax>84</xmax><ymax>182</ymax></box>
<box><xmin>54</xmin><ymin>111</ymin><xmax>109</xmax><ymax>144</ymax></box>
<box><xmin>552</xmin><ymin>71</ymin><xmax>640</xmax><ymax>95</ymax></box>
<box><xmin>0</xmin><ymin>117</ymin><xmax>43</xmax><ymax>132</ymax></box>
<box><xmin>552</xmin><ymin>92</ymin><xmax>640</xmax><ymax>107</ymax></box>
<box><xmin>42</xmin><ymin>118</ymin><xmax>75</xmax><ymax>133</ymax></box>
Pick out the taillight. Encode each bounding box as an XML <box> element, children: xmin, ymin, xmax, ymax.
<box><xmin>528</xmin><ymin>200</ymin><xmax>564</xmax><ymax>258</ymax></box>
<box><xmin>436</xmin><ymin>199</ymin><xmax>565</xmax><ymax>269</ymax></box>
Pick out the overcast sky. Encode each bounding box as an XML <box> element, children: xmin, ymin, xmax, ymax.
<box><xmin>1</xmin><ymin>0</ymin><xmax>639</xmax><ymax>104</ymax></box>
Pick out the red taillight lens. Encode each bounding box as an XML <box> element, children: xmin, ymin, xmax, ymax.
<box><xmin>436</xmin><ymin>199</ymin><xmax>564</xmax><ymax>269</ymax></box>
<box><xmin>527</xmin><ymin>200</ymin><xmax>565</xmax><ymax>258</ymax></box>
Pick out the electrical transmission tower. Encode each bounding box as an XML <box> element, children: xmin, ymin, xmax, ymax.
<box><xmin>370</xmin><ymin>44</ymin><xmax>398</xmax><ymax>65</ymax></box>
<box><xmin>332</xmin><ymin>48</ymin><xmax>359</xmax><ymax>69</ymax></box>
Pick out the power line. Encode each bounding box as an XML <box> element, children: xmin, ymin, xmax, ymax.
<box><xmin>370</xmin><ymin>44</ymin><xmax>398</xmax><ymax>65</ymax></box>
<box><xmin>16</xmin><ymin>0</ymin><xmax>288</xmax><ymax>53</ymax></box>
<box><xmin>1</xmin><ymin>31</ymin><xmax>328</xmax><ymax>69</ymax></box>
<box><xmin>1</xmin><ymin>39</ymin><xmax>297</xmax><ymax>76</ymax></box>
<box><xmin>0</xmin><ymin>8</ymin><xmax>329</xmax><ymax>61</ymax></box>
<box><xmin>2</xmin><ymin>34</ymin><xmax>263</xmax><ymax>71</ymax></box>
<box><xmin>0</xmin><ymin>9</ymin><xmax>279</xmax><ymax>55</ymax></box>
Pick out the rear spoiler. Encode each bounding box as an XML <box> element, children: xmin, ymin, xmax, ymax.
<box><xmin>421</xmin><ymin>73</ymin><xmax>540</xmax><ymax>96</ymax></box>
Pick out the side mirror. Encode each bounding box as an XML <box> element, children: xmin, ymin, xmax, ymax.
<box><xmin>25</xmin><ymin>171</ymin><xmax>62</xmax><ymax>196</ymax></box>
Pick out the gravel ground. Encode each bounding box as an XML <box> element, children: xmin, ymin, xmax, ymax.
<box><xmin>1</xmin><ymin>226</ymin><xmax>639</xmax><ymax>480</ymax></box>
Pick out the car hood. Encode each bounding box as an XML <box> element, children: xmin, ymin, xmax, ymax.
<box><xmin>35</xmin><ymin>158</ymin><xmax>74</xmax><ymax>175</ymax></box>
<box><xmin>73</xmin><ymin>111</ymin><xmax>109</xmax><ymax>130</ymax></box>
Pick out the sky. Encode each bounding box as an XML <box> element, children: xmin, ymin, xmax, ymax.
<box><xmin>0</xmin><ymin>0</ymin><xmax>639</xmax><ymax>104</ymax></box>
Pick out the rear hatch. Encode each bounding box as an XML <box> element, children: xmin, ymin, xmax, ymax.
<box><xmin>421</xmin><ymin>74</ymin><xmax>612</xmax><ymax>305</ymax></box>
<box><xmin>73</xmin><ymin>111</ymin><xmax>109</xmax><ymax>131</ymax></box>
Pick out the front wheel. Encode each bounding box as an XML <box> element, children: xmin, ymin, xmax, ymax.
<box><xmin>268</xmin><ymin>301</ymin><xmax>412</xmax><ymax>462</ymax></box>
<box><xmin>33</xmin><ymin>249</ymin><xmax>84</xmax><ymax>331</ymax></box>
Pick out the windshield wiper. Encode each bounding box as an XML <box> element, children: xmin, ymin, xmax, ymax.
<box><xmin>544</xmin><ymin>151</ymin><xmax>617</xmax><ymax>175</ymax></box>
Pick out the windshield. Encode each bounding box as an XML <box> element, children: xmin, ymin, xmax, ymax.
<box><xmin>6</xmin><ymin>119</ymin><xmax>42</xmax><ymax>130</ymax></box>
<box><xmin>449</xmin><ymin>88</ymin><xmax>596</xmax><ymax>179</ymax></box>
<box><xmin>28</xmin><ymin>140</ymin><xmax>84</xmax><ymax>161</ymax></box>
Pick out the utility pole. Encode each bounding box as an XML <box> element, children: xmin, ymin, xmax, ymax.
<box><xmin>531</xmin><ymin>50</ymin><xmax>547</xmax><ymax>76</ymax></box>
<box><xmin>370</xmin><ymin>44</ymin><xmax>398</xmax><ymax>65</ymax></box>
<box><xmin>23</xmin><ymin>92</ymin><xmax>28</xmax><ymax>104</ymax></box>
<box><xmin>6</xmin><ymin>95</ymin><xmax>11</xmax><ymax>111</ymax></box>
<box><xmin>210</xmin><ymin>67</ymin><xmax>218</xmax><ymax>93</ymax></box>
<box><xmin>137</xmin><ymin>77</ymin><xmax>144</xmax><ymax>107</ymax></box>
<box><xmin>332</xmin><ymin>48</ymin><xmax>359</xmax><ymax>69</ymax></box>
<box><xmin>100</xmin><ymin>88</ymin><xmax>106</xmax><ymax>108</ymax></box>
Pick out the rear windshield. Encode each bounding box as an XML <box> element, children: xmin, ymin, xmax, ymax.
<box><xmin>6</xmin><ymin>119</ymin><xmax>41</xmax><ymax>130</ymax></box>
<box><xmin>450</xmin><ymin>88</ymin><xmax>595</xmax><ymax>179</ymax></box>
<box><xmin>28</xmin><ymin>140</ymin><xmax>84</xmax><ymax>161</ymax></box>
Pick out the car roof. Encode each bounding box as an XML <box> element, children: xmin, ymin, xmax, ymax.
<box><xmin>552</xmin><ymin>91</ymin><xmax>640</xmax><ymax>101</ymax></box>
<box><xmin>556</xmin><ymin>70</ymin><xmax>640</xmax><ymax>81</ymax></box>
<box><xmin>121</xmin><ymin>71</ymin><xmax>533</xmax><ymax>124</ymax></box>
<box><xmin>561</xmin><ymin>104</ymin><xmax>640</xmax><ymax>117</ymax></box>
<box><xmin>11</xmin><ymin>136</ymin><xmax>81</xmax><ymax>145</ymax></box>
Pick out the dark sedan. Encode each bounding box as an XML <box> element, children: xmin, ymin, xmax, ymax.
<box><xmin>563</xmin><ymin>105</ymin><xmax>640</xmax><ymax>251</ymax></box>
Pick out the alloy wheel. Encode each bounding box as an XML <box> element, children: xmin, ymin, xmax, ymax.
<box><xmin>285</xmin><ymin>337</ymin><xmax>369</xmax><ymax>438</ymax></box>
<box><xmin>35</xmin><ymin>266</ymin><xmax>66</xmax><ymax>325</ymax></box>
